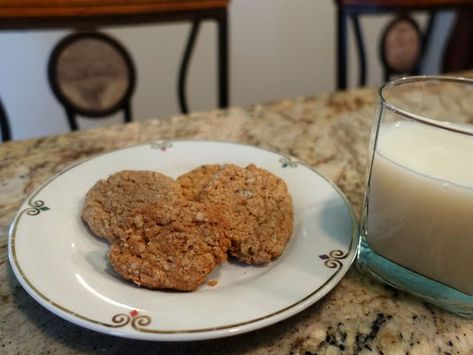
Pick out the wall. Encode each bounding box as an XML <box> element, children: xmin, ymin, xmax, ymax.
<box><xmin>0</xmin><ymin>0</ymin><xmax>453</xmax><ymax>141</ymax></box>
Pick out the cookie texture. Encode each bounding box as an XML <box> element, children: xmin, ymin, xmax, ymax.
<box><xmin>84</xmin><ymin>163</ymin><xmax>294</xmax><ymax>291</ymax></box>
<box><xmin>109</xmin><ymin>200</ymin><xmax>231</xmax><ymax>291</ymax></box>
<box><xmin>177</xmin><ymin>164</ymin><xmax>223</xmax><ymax>200</ymax></box>
<box><xmin>198</xmin><ymin>164</ymin><xmax>294</xmax><ymax>264</ymax></box>
<box><xmin>81</xmin><ymin>170</ymin><xmax>183</xmax><ymax>242</ymax></box>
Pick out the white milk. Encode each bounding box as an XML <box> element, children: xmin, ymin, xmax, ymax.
<box><xmin>366</xmin><ymin>121</ymin><xmax>473</xmax><ymax>295</ymax></box>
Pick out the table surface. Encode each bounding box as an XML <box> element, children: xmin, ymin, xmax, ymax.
<box><xmin>1</xmin><ymin>81</ymin><xmax>473</xmax><ymax>354</ymax></box>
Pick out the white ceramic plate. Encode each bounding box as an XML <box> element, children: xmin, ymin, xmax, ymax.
<box><xmin>8</xmin><ymin>140</ymin><xmax>358</xmax><ymax>341</ymax></box>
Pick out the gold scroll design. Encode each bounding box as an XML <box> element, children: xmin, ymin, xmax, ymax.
<box><xmin>319</xmin><ymin>250</ymin><xmax>348</xmax><ymax>269</ymax></box>
<box><xmin>24</xmin><ymin>199</ymin><xmax>50</xmax><ymax>216</ymax></box>
<box><xmin>111</xmin><ymin>310</ymin><xmax>151</xmax><ymax>330</ymax></box>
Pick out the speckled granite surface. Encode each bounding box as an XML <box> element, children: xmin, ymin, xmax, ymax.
<box><xmin>1</xmin><ymin>85</ymin><xmax>473</xmax><ymax>354</ymax></box>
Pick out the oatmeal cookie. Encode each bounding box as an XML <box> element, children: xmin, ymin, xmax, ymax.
<box><xmin>81</xmin><ymin>170</ymin><xmax>183</xmax><ymax>242</ymax></box>
<box><xmin>177</xmin><ymin>164</ymin><xmax>223</xmax><ymax>200</ymax></box>
<box><xmin>109</xmin><ymin>200</ymin><xmax>231</xmax><ymax>291</ymax></box>
<box><xmin>199</xmin><ymin>164</ymin><xmax>294</xmax><ymax>264</ymax></box>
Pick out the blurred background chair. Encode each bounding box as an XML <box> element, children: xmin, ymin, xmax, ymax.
<box><xmin>334</xmin><ymin>0</ymin><xmax>473</xmax><ymax>89</ymax></box>
<box><xmin>48</xmin><ymin>32</ymin><xmax>136</xmax><ymax>131</ymax></box>
<box><xmin>0</xmin><ymin>97</ymin><xmax>11</xmax><ymax>142</ymax></box>
<box><xmin>0</xmin><ymin>0</ymin><xmax>229</xmax><ymax>135</ymax></box>
<box><xmin>442</xmin><ymin>8</ymin><xmax>473</xmax><ymax>73</ymax></box>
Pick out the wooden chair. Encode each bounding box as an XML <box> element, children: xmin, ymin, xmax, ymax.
<box><xmin>334</xmin><ymin>0</ymin><xmax>473</xmax><ymax>89</ymax></box>
<box><xmin>0</xmin><ymin>0</ymin><xmax>229</xmax><ymax>131</ymax></box>
<box><xmin>48</xmin><ymin>32</ymin><xmax>136</xmax><ymax>131</ymax></box>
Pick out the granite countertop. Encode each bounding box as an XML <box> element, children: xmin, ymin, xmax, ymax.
<box><xmin>1</xmin><ymin>85</ymin><xmax>472</xmax><ymax>354</ymax></box>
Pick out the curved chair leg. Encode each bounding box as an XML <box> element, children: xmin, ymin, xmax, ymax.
<box><xmin>216</xmin><ymin>8</ymin><xmax>229</xmax><ymax>108</ymax></box>
<box><xmin>422</xmin><ymin>11</ymin><xmax>437</xmax><ymax>62</ymax></box>
<box><xmin>66</xmin><ymin>108</ymin><xmax>79</xmax><ymax>131</ymax></box>
<box><xmin>336</xmin><ymin>8</ymin><xmax>348</xmax><ymax>90</ymax></box>
<box><xmin>124</xmin><ymin>103</ymin><xmax>132</xmax><ymax>123</ymax></box>
<box><xmin>352</xmin><ymin>15</ymin><xmax>367</xmax><ymax>87</ymax></box>
<box><xmin>178</xmin><ymin>19</ymin><xmax>201</xmax><ymax>114</ymax></box>
<box><xmin>0</xmin><ymin>98</ymin><xmax>12</xmax><ymax>142</ymax></box>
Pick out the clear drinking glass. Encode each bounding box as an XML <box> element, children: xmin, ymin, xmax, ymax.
<box><xmin>358</xmin><ymin>76</ymin><xmax>473</xmax><ymax>318</ymax></box>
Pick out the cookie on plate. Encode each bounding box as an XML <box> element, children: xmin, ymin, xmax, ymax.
<box><xmin>199</xmin><ymin>164</ymin><xmax>294</xmax><ymax>264</ymax></box>
<box><xmin>81</xmin><ymin>170</ymin><xmax>183</xmax><ymax>242</ymax></box>
<box><xmin>177</xmin><ymin>164</ymin><xmax>223</xmax><ymax>200</ymax></box>
<box><xmin>109</xmin><ymin>200</ymin><xmax>231</xmax><ymax>291</ymax></box>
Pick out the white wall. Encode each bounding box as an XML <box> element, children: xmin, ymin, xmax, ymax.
<box><xmin>0</xmin><ymin>0</ymin><xmax>452</xmax><ymax>141</ymax></box>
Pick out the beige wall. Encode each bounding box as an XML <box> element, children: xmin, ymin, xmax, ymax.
<box><xmin>0</xmin><ymin>0</ymin><xmax>452</xmax><ymax>140</ymax></box>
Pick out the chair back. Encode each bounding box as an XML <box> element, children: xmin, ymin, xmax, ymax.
<box><xmin>48</xmin><ymin>32</ymin><xmax>136</xmax><ymax>130</ymax></box>
<box><xmin>335</xmin><ymin>0</ymin><xmax>473</xmax><ymax>89</ymax></box>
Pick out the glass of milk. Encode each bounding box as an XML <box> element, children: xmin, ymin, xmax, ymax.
<box><xmin>358</xmin><ymin>76</ymin><xmax>473</xmax><ymax>317</ymax></box>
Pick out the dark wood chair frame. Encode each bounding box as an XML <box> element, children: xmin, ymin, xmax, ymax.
<box><xmin>335</xmin><ymin>2</ymin><xmax>472</xmax><ymax>90</ymax></box>
<box><xmin>181</xmin><ymin>9</ymin><xmax>229</xmax><ymax>113</ymax></box>
<box><xmin>1</xmin><ymin>6</ymin><xmax>229</xmax><ymax>135</ymax></box>
<box><xmin>42</xmin><ymin>8</ymin><xmax>229</xmax><ymax>115</ymax></box>
<box><xmin>48</xmin><ymin>31</ymin><xmax>136</xmax><ymax>131</ymax></box>
<box><xmin>0</xmin><ymin>98</ymin><xmax>11</xmax><ymax>142</ymax></box>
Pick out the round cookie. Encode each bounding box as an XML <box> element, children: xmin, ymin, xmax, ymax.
<box><xmin>109</xmin><ymin>200</ymin><xmax>231</xmax><ymax>291</ymax></box>
<box><xmin>177</xmin><ymin>164</ymin><xmax>223</xmax><ymax>200</ymax></box>
<box><xmin>199</xmin><ymin>164</ymin><xmax>294</xmax><ymax>264</ymax></box>
<box><xmin>81</xmin><ymin>170</ymin><xmax>183</xmax><ymax>242</ymax></box>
